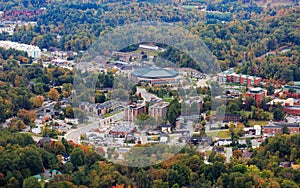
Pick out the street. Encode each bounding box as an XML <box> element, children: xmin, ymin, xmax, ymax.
<box><xmin>64</xmin><ymin>112</ymin><xmax>124</xmax><ymax>143</ymax></box>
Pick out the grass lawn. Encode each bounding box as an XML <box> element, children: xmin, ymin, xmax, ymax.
<box><xmin>206</xmin><ymin>130</ymin><xmax>230</xmax><ymax>138</ymax></box>
<box><xmin>248</xmin><ymin>120</ymin><xmax>269</xmax><ymax>126</ymax></box>
<box><xmin>163</xmin><ymin>96</ymin><xmax>173</xmax><ymax>102</ymax></box>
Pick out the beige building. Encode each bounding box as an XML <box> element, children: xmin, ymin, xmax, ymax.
<box><xmin>149</xmin><ymin>102</ymin><xmax>169</xmax><ymax>121</ymax></box>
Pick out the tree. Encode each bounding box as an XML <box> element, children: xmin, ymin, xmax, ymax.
<box><xmin>70</xmin><ymin>147</ymin><xmax>85</xmax><ymax>167</ymax></box>
<box><xmin>95</xmin><ymin>92</ymin><xmax>106</xmax><ymax>103</ymax></box>
<box><xmin>48</xmin><ymin>88</ymin><xmax>59</xmax><ymax>101</ymax></box>
<box><xmin>17</xmin><ymin>109</ymin><xmax>36</xmax><ymax>125</ymax></box>
<box><xmin>7</xmin><ymin>177</ymin><xmax>19</xmax><ymax>188</ymax></box>
<box><xmin>23</xmin><ymin>177</ymin><xmax>41</xmax><ymax>188</ymax></box>
<box><xmin>273</xmin><ymin>108</ymin><xmax>285</xmax><ymax>121</ymax></box>
<box><xmin>54</xmin><ymin>142</ymin><xmax>66</xmax><ymax>155</ymax></box>
<box><xmin>282</xmin><ymin>125</ymin><xmax>290</xmax><ymax>135</ymax></box>
<box><xmin>167</xmin><ymin>98</ymin><xmax>181</xmax><ymax>128</ymax></box>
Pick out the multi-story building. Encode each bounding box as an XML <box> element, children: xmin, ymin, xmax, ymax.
<box><xmin>245</xmin><ymin>87</ymin><xmax>267</xmax><ymax>105</ymax></box>
<box><xmin>217</xmin><ymin>68</ymin><xmax>262</xmax><ymax>87</ymax></box>
<box><xmin>0</xmin><ymin>40</ymin><xmax>41</xmax><ymax>58</ymax></box>
<box><xmin>124</xmin><ymin>104</ymin><xmax>146</xmax><ymax>121</ymax></box>
<box><xmin>149</xmin><ymin>102</ymin><xmax>169</xmax><ymax>121</ymax></box>
<box><xmin>263</xmin><ymin>123</ymin><xmax>300</xmax><ymax>135</ymax></box>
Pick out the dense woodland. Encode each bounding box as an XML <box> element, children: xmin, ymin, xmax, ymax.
<box><xmin>1</xmin><ymin>0</ymin><xmax>299</xmax><ymax>81</ymax></box>
<box><xmin>0</xmin><ymin>131</ymin><xmax>299</xmax><ymax>188</ymax></box>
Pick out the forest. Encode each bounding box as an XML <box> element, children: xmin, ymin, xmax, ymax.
<box><xmin>0</xmin><ymin>131</ymin><xmax>299</xmax><ymax>188</ymax></box>
<box><xmin>0</xmin><ymin>0</ymin><xmax>299</xmax><ymax>81</ymax></box>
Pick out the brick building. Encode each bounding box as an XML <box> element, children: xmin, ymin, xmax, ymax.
<box><xmin>124</xmin><ymin>104</ymin><xmax>146</xmax><ymax>121</ymax></box>
<box><xmin>245</xmin><ymin>87</ymin><xmax>267</xmax><ymax>105</ymax></box>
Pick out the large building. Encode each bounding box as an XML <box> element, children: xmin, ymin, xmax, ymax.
<box><xmin>124</xmin><ymin>104</ymin><xmax>146</xmax><ymax>121</ymax></box>
<box><xmin>130</xmin><ymin>67</ymin><xmax>179</xmax><ymax>86</ymax></box>
<box><xmin>217</xmin><ymin>68</ymin><xmax>262</xmax><ymax>87</ymax></box>
<box><xmin>149</xmin><ymin>102</ymin><xmax>169</xmax><ymax>121</ymax></box>
<box><xmin>245</xmin><ymin>87</ymin><xmax>267</xmax><ymax>105</ymax></box>
<box><xmin>283</xmin><ymin>82</ymin><xmax>300</xmax><ymax>94</ymax></box>
<box><xmin>0</xmin><ymin>40</ymin><xmax>41</xmax><ymax>58</ymax></box>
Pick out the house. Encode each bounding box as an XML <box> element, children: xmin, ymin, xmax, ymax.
<box><xmin>188</xmin><ymin>136</ymin><xmax>212</xmax><ymax>146</ymax></box>
<box><xmin>109</xmin><ymin>123</ymin><xmax>137</xmax><ymax>137</ymax></box>
<box><xmin>37</xmin><ymin>136</ymin><xmax>52</xmax><ymax>147</ymax></box>
<box><xmin>242</xmin><ymin>150</ymin><xmax>252</xmax><ymax>159</ymax></box>
<box><xmin>96</xmin><ymin>100</ymin><xmax>121</xmax><ymax>115</ymax></box>
<box><xmin>215</xmin><ymin>138</ymin><xmax>232</xmax><ymax>146</ymax></box>
<box><xmin>213</xmin><ymin>146</ymin><xmax>225</xmax><ymax>154</ymax></box>
<box><xmin>244</xmin><ymin>125</ymin><xmax>261</xmax><ymax>136</ymax></box>
<box><xmin>161</xmin><ymin>124</ymin><xmax>172</xmax><ymax>133</ymax></box>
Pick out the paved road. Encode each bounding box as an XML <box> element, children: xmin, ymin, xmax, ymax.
<box><xmin>225</xmin><ymin>147</ymin><xmax>233</xmax><ymax>163</ymax></box>
<box><xmin>137</xmin><ymin>88</ymin><xmax>161</xmax><ymax>102</ymax></box>
<box><xmin>64</xmin><ymin>112</ymin><xmax>124</xmax><ymax>144</ymax></box>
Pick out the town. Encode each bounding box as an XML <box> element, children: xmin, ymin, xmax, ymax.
<box><xmin>0</xmin><ymin>0</ymin><xmax>300</xmax><ymax>187</ymax></box>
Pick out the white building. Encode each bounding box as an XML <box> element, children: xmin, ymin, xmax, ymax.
<box><xmin>0</xmin><ymin>27</ymin><xmax>14</xmax><ymax>35</ymax></box>
<box><xmin>0</xmin><ymin>40</ymin><xmax>41</xmax><ymax>58</ymax></box>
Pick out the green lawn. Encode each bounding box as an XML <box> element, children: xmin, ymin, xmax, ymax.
<box><xmin>248</xmin><ymin>120</ymin><xmax>270</xmax><ymax>126</ymax></box>
<box><xmin>206</xmin><ymin>130</ymin><xmax>230</xmax><ymax>138</ymax></box>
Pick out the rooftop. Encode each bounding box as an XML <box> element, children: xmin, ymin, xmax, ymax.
<box><xmin>131</xmin><ymin>67</ymin><xmax>178</xmax><ymax>79</ymax></box>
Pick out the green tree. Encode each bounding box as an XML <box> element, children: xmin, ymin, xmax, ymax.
<box><xmin>167</xmin><ymin>98</ymin><xmax>180</xmax><ymax>128</ymax></box>
<box><xmin>23</xmin><ymin>177</ymin><xmax>41</xmax><ymax>188</ymax></box>
<box><xmin>70</xmin><ymin>147</ymin><xmax>85</xmax><ymax>167</ymax></box>
<box><xmin>282</xmin><ymin>125</ymin><xmax>290</xmax><ymax>135</ymax></box>
<box><xmin>273</xmin><ymin>108</ymin><xmax>285</xmax><ymax>121</ymax></box>
<box><xmin>7</xmin><ymin>177</ymin><xmax>19</xmax><ymax>188</ymax></box>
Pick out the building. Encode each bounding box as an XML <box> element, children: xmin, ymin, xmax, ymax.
<box><xmin>283</xmin><ymin>82</ymin><xmax>300</xmax><ymax>94</ymax></box>
<box><xmin>109</xmin><ymin>123</ymin><xmax>137</xmax><ymax>136</ymax></box>
<box><xmin>267</xmin><ymin>98</ymin><xmax>294</xmax><ymax>107</ymax></box>
<box><xmin>139</xmin><ymin>44</ymin><xmax>159</xmax><ymax>51</ymax></box>
<box><xmin>245</xmin><ymin>87</ymin><xmax>267</xmax><ymax>105</ymax></box>
<box><xmin>215</xmin><ymin>114</ymin><xmax>242</xmax><ymax>122</ymax></box>
<box><xmin>149</xmin><ymin>102</ymin><xmax>169</xmax><ymax>121</ymax></box>
<box><xmin>112</xmin><ymin>51</ymin><xmax>143</xmax><ymax>62</ymax></box>
<box><xmin>130</xmin><ymin>67</ymin><xmax>179</xmax><ymax>86</ymax></box>
<box><xmin>263</xmin><ymin>122</ymin><xmax>300</xmax><ymax>135</ymax></box>
<box><xmin>283</xmin><ymin>106</ymin><xmax>300</xmax><ymax>115</ymax></box>
<box><xmin>221</xmin><ymin>90</ymin><xmax>242</xmax><ymax>98</ymax></box>
<box><xmin>215</xmin><ymin>138</ymin><xmax>232</xmax><ymax>146</ymax></box>
<box><xmin>0</xmin><ymin>26</ymin><xmax>14</xmax><ymax>35</ymax></box>
<box><xmin>217</xmin><ymin>68</ymin><xmax>262</xmax><ymax>87</ymax></box>
<box><xmin>0</xmin><ymin>40</ymin><xmax>41</xmax><ymax>58</ymax></box>
<box><xmin>124</xmin><ymin>104</ymin><xmax>146</xmax><ymax>121</ymax></box>
<box><xmin>96</xmin><ymin>100</ymin><xmax>121</xmax><ymax>115</ymax></box>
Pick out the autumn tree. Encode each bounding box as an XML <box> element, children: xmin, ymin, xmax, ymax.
<box><xmin>17</xmin><ymin>109</ymin><xmax>36</xmax><ymax>125</ymax></box>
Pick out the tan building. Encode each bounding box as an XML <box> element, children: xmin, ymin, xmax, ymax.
<box><xmin>149</xmin><ymin>102</ymin><xmax>169</xmax><ymax>121</ymax></box>
<box><xmin>124</xmin><ymin>104</ymin><xmax>146</xmax><ymax>121</ymax></box>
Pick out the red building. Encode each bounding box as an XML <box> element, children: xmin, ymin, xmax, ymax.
<box><xmin>124</xmin><ymin>104</ymin><xmax>145</xmax><ymax>121</ymax></box>
<box><xmin>283</xmin><ymin>106</ymin><xmax>300</xmax><ymax>115</ymax></box>
<box><xmin>263</xmin><ymin>126</ymin><xmax>283</xmax><ymax>135</ymax></box>
<box><xmin>245</xmin><ymin>87</ymin><xmax>267</xmax><ymax>105</ymax></box>
<box><xmin>263</xmin><ymin>123</ymin><xmax>300</xmax><ymax>135</ymax></box>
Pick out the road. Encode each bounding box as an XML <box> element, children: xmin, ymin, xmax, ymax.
<box><xmin>137</xmin><ymin>88</ymin><xmax>161</xmax><ymax>102</ymax></box>
<box><xmin>225</xmin><ymin>147</ymin><xmax>233</xmax><ymax>163</ymax></box>
<box><xmin>64</xmin><ymin>112</ymin><xmax>124</xmax><ymax>144</ymax></box>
